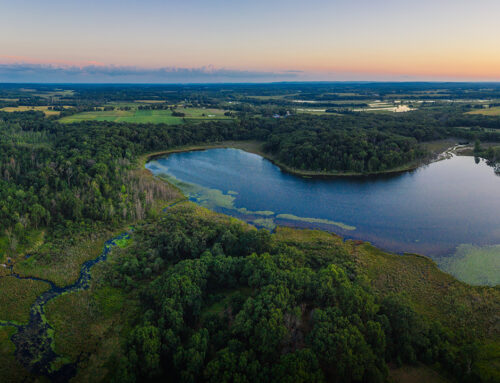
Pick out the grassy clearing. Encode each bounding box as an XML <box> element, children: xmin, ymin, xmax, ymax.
<box><xmin>59</xmin><ymin>105</ymin><xmax>231</xmax><ymax>124</ymax></box>
<box><xmin>32</xmin><ymin>90</ymin><xmax>75</xmax><ymax>98</ymax></box>
<box><xmin>467</xmin><ymin>106</ymin><xmax>500</xmax><ymax>116</ymax></box>
<box><xmin>439</xmin><ymin>244</ymin><xmax>500</xmax><ymax>286</ymax></box>
<box><xmin>0</xmin><ymin>277</ymin><xmax>51</xmax><ymax>323</ymax></box>
<box><xmin>13</xmin><ymin>236</ymin><xmax>106</xmax><ymax>287</ymax></box>
<box><xmin>388</xmin><ymin>363</ymin><xmax>450</xmax><ymax>383</ymax></box>
<box><xmin>134</xmin><ymin>99</ymin><xmax>165</xmax><ymax>103</ymax></box>
<box><xmin>354</xmin><ymin>243</ymin><xmax>500</xmax><ymax>337</ymax></box>
<box><xmin>59</xmin><ymin>109</ymin><xmax>184</xmax><ymax>124</ymax></box>
<box><xmin>296</xmin><ymin>108</ymin><xmax>330</xmax><ymax>115</ymax></box>
<box><xmin>0</xmin><ymin>106</ymin><xmax>68</xmax><ymax>116</ymax></box>
<box><xmin>174</xmin><ymin>106</ymin><xmax>231</xmax><ymax>121</ymax></box>
<box><xmin>421</xmin><ymin>139</ymin><xmax>462</xmax><ymax>155</ymax></box>
<box><xmin>45</xmin><ymin>286</ymin><xmax>129</xmax><ymax>362</ymax></box>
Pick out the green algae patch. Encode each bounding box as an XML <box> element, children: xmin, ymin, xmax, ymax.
<box><xmin>114</xmin><ymin>236</ymin><xmax>132</xmax><ymax>248</ymax></box>
<box><xmin>439</xmin><ymin>244</ymin><xmax>500</xmax><ymax>286</ymax></box>
<box><xmin>276</xmin><ymin>214</ymin><xmax>356</xmax><ymax>231</ymax></box>
<box><xmin>252</xmin><ymin>218</ymin><xmax>277</xmax><ymax>231</ymax></box>
<box><xmin>237</xmin><ymin>207</ymin><xmax>274</xmax><ymax>216</ymax></box>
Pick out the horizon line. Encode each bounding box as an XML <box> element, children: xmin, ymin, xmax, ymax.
<box><xmin>2</xmin><ymin>80</ymin><xmax>500</xmax><ymax>85</ymax></box>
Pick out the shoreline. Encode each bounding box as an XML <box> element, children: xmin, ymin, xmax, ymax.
<box><xmin>143</xmin><ymin>139</ymin><xmax>469</xmax><ymax>178</ymax></box>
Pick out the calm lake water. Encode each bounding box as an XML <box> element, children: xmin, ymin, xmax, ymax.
<box><xmin>146</xmin><ymin>148</ymin><xmax>500</xmax><ymax>261</ymax></box>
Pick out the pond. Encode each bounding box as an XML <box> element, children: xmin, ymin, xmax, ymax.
<box><xmin>146</xmin><ymin>148</ymin><xmax>500</xmax><ymax>285</ymax></box>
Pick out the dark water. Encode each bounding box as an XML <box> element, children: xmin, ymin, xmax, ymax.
<box><xmin>146</xmin><ymin>148</ymin><xmax>500</xmax><ymax>258</ymax></box>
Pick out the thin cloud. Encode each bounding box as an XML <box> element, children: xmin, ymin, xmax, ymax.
<box><xmin>0</xmin><ymin>63</ymin><xmax>298</xmax><ymax>83</ymax></box>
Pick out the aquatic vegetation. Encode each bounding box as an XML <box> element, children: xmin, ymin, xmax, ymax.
<box><xmin>158</xmin><ymin>171</ymin><xmax>275</xmax><ymax>218</ymax></box>
<box><xmin>154</xmin><ymin>167</ymin><xmax>357</xmax><ymax>235</ymax></box>
<box><xmin>237</xmin><ymin>207</ymin><xmax>274</xmax><ymax>216</ymax></box>
<box><xmin>276</xmin><ymin>213</ymin><xmax>356</xmax><ymax>231</ymax></box>
<box><xmin>439</xmin><ymin>244</ymin><xmax>500</xmax><ymax>286</ymax></box>
<box><xmin>251</xmin><ymin>218</ymin><xmax>277</xmax><ymax>231</ymax></box>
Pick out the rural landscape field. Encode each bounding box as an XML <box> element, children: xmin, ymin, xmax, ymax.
<box><xmin>1</xmin><ymin>0</ymin><xmax>500</xmax><ymax>382</ymax></box>
<box><xmin>58</xmin><ymin>105</ymin><xmax>232</xmax><ymax>124</ymax></box>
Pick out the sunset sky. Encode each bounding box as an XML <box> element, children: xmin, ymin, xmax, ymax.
<box><xmin>1</xmin><ymin>0</ymin><xmax>500</xmax><ymax>82</ymax></box>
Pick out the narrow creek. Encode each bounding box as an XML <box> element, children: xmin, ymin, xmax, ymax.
<box><xmin>0</xmin><ymin>231</ymin><xmax>131</xmax><ymax>382</ymax></box>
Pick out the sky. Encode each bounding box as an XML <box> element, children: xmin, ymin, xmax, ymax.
<box><xmin>1</xmin><ymin>0</ymin><xmax>499</xmax><ymax>83</ymax></box>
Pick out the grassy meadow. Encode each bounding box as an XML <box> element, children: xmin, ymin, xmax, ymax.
<box><xmin>59</xmin><ymin>109</ymin><xmax>184</xmax><ymax>124</ymax></box>
<box><xmin>59</xmin><ymin>105</ymin><xmax>232</xmax><ymax>124</ymax></box>
<box><xmin>13</xmin><ymin>235</ymin><xmax>107</xmax><ymax>287</ymax></box>
<box><xmin>467</xmin><ymin>106</ymin><xmax>500</xmax><ymax>116</ymax></box>
<box><xmin>0</xmin><ymin>106</ymin><xmax>68</xmax><ymax>116</ymax></box>
<box><xmin>0</xmin><ymin>277</ymin><xmax>50</xmax><ymax>323</ymax></box>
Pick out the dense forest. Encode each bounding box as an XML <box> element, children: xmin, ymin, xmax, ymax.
<box><xmin>105</xmin><ymin>206</ymin><xmax>485</xmax><ymax>383</ymax></box>
<box><xmin>2</xmin><ymin>107</ymin><xmax>499</xmax><ymax>243</ymax></box>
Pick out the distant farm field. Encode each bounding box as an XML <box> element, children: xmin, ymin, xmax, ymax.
<box><xmin>59</xmin><ymin>106</ymin><xmax>231</xmax><ymax>124</ymax></box>
<box><xmin>467</xmin><ymin>106</ymin><xmax>500</xmax><ymax>116</ymax></box>
<box><xmin>0</xmin><ymin>106</ymin><xmax>67</xmax><ymax>116</ymax></box>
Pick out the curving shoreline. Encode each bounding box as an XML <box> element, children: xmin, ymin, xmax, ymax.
<box><xmin>143</xmin><ymin>140</ymin><xmax>470</xmax><ymax>179</ymax></box>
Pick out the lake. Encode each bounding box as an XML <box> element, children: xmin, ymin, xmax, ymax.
<box><xmin>146</xmin><ymin>148</ymin><xmax>500</xmax><ymax>285</ymax></box>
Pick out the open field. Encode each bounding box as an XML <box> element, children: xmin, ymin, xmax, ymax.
<box><xmin>0</xmin><ymin>106</ymin><xmax>69</xmax><ymax>116</ymax></box>
<box><xmin>59</xmin><ymin>106</ymin><xmax>231</xmax><ymax>124</ymax></box>
<box><xmin>33</xmin><ymin>90</ymin><xmax>75</xmax><ymax>98</ymax></box>
<box><xmin>59</xmin><ymin>109</ymin><xmax>184</xmax><ymax>124</ymax></box>
<box><xmin>175</xmin><ymin>106</ymin><xmax>231</xmax><ymax>120</ymax></box>
<box><xmin>13</xmin><ymin>236</ymin><xmax>107</xmax><ymax>287</ymax></box>
<box><xmin>467</xmin><ymin>106</ymin><xmax>500</xmax><ymax>116</ymax></box>
<box><xmin>388</xmin><ymin>364</ymin><xmax>450</xmax><ymax>383</ymax></box>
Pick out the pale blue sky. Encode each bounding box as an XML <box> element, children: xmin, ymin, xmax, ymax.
<box><xmin>1</xmin><ymin>0</ymin><xmax>499</xmax><ymax>82</ymax></box>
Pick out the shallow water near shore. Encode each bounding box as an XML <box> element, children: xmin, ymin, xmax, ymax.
<box><xmin>147</xmin><ymin>148</ymin><xmax>500</xmax><ymax>284</ymax></box>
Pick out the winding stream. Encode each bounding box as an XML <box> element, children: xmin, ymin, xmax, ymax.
<box><xmin>0</xmin><ymin>232</ymin><xmax>130</xmax><ymax>381</ymax></box>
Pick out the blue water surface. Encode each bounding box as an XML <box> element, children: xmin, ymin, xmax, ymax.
<box><xmin>147</xmin><ymin>148</ymin><xmax>500</xmax><ymax>258</ymax></box>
